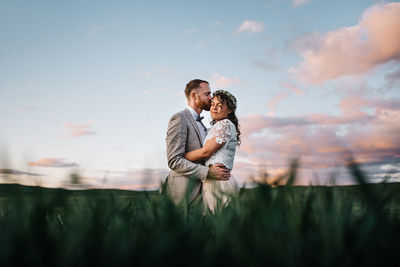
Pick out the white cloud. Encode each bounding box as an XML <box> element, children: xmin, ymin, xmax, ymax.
<box><xmin>209</xmin><ymin>73</ymin><xmax>242</xmax><ymax>88</ymax></box>
<box><xmin>292</xmin><ymin>0</ymin><xmax>311</xmax><ymax>7</ymax></box>
<box><xmin>235</xmin><ymin>20</ymin><xmax>265</xmax><ymax>34</ymax></box>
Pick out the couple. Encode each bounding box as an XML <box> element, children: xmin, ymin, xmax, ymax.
<box><xmin>165</xmin><ymin>79</ymin><xmax>241</xmax><ymax>212</ymax></box>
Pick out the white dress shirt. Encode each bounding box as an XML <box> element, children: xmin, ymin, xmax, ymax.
<box><xmin>186</xmin><ymin>105</ymin><xmax>207</xmax><ymax>142</ymax></box>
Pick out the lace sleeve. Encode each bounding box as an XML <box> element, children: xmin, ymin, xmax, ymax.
<box><xmin>210</xmin><ymin>119</ymin><xmax>232</xmax><ymax>144</ymax></box>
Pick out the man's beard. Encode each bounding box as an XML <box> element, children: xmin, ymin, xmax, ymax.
<box><xmin>202</xmin><ymin>101</ymin><xmax>211</xmax><ymax>111</ymax></box>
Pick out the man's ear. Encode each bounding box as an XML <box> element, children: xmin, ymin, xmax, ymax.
<box><xmin>190</xmin><ymin>91</ymin><xmax>197</xmax><ymax>100</ymax></box>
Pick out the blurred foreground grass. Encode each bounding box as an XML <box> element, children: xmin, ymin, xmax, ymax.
<box><xmin>0</xmin><ymin>162</ymin><xmax>400</xmax><ymax>266</ymax></box>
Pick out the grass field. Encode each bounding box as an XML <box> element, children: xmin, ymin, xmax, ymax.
<box><xmin>0</xmin><ymin>162</ymin><xmax>399</xmax><ymax>266</ymax></box>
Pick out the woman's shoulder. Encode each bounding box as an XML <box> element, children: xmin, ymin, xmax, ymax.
<box><xmin>214</xmin><ymin>118</ymin><xmax>232</xmax><ymax>125</ymax></box>
<box><xmin>213</xmin><ymin>119</ymin><xmax>236</xmax><ymax>133</ymax></box>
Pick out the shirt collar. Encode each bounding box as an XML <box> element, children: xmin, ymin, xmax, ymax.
<box><xmin>186</xmin><ymin>105</ymin><xmax>200</xmax><ymax>120</ymax></box>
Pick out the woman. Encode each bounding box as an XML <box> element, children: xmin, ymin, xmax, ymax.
<box><xmin>185</xmin><ymin>90</ymin><xmax>241</xmax><ymax>212</ymax></box>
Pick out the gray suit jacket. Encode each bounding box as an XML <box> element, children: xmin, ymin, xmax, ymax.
<box><xmin>165</xmin><ymin>108</ymin><xmax>209</xmax><ymax>205</ymax></box>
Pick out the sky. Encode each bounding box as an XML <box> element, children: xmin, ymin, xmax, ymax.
<box><xmin>1</xmin><ymin>0</ymin><xmax>399</xmax><ymax>190</ymax></box>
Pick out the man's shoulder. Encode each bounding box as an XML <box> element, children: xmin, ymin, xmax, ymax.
<box><xmin>170</xmin><ymin>109</ymin><xmax>189</xmax><ymax>120</ymax></box>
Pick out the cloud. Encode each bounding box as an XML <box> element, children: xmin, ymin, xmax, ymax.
<box><xmin>28</xmin><ymin>158</ymin><xmax>78</xmax><ymax>168</ymax></box>
<box><xmin>237</xmin><ymin>94</ymin><xmax>400</xmax><ymax>184</ymax></box>
<box><xmin>209</xmin><ymin>73</ymin><xmax>242</xmax><ymax>88</ymax></box>
<box><xmin>0</xmin><ymin>168</ymin><xmax>42</xmax><ymax>176</ymax></box>
<box><xmin>292</xmin><ymin>0</ymin><xmax>311</xmax><ymax>7</ymax></box>
<box><xmin>265</xmin><ymin>81</ymin><xmax>305</xmax><ymax>116</ymax></box>
<box><xmin>290</xmin><ymin>2</ymin><xmax>400</xmax><ymax>84</ymax></box>
<box><xmin>280</xmin><ymin>81</ymin><xmax>305</xmax><ymax>96</ymax></box>
<box><xmin>62</xmin><ymin>120</ymin><xmax>97</xmax><ymax>138</ymax></box>
<box><xmin>267</xmin><ymin>92</ymin><xmax>290</xmax><ymax>116</ymax></box>
<box><xmin>235</xmin><ymin>20</ymin><xmax>265</xmax><ymax>34</ymax></box>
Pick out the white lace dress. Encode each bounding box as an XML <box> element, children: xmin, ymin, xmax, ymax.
<box><xmin>202</xmin><ymin>119</ymin><xmax>239</xmax><ymax>212</ymax></box>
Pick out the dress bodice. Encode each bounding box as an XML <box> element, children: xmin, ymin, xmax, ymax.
<box><xmin>204</xmin><ymin>119</ymin><xmax>237</xmax><ymax>170</ymax></box>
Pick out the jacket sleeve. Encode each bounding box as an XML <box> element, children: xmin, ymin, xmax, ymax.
<box><xmin>166</xmin><ymin>113</ymin><xmax>209</xmax><ymax>182</ymax></box>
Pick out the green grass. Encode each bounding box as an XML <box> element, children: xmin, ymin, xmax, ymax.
<box><xmin>0</xmin><ymin>162</ymin><xmax>400</xmax><ymax>266</ymax></box>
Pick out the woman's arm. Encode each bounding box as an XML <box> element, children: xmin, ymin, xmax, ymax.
<box><xmin>185</xmin><ymin>137</ymin><xmax>225</xmax><ymax>162</ymax></box>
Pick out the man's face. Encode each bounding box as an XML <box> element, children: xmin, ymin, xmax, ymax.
<box><xmin>194</xmin><ymin>83</ymin><xmax>212</xmax><ymax>111</ymax></box>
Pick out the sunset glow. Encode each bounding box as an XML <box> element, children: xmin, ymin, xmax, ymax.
<box><xmin>1</xmin><ymin>0</ymin><xmax>399</xmax><ymax>189</ymax></box>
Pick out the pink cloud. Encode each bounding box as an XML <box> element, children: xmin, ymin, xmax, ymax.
<box><xmin>62</xmin><ymin>120</ymin><xmax>97</xmax><ymax>138</ymax></box>
<box><xmin>265</xmin><ymin>81</ymin><xmax>305</xmax><ymax>116</ymax></box>
<box><xmin>339</xmin><ymin>94</ymin><xmax>400</xmax><ymax>116</ymax></box>
<box><xmin>290</xmin><ymin>2</ymin><xmax>400</xmax><ymax>84</ymax></box>
<box><xmin>236</xmin><ymin>95</ymin><xmax>400</xmax><ymax>184</ymax></box>
<box><xmin>267</xmin><ymin>92</ymin><xmax>290</xmax><ymax>116</ymax></box>
<box><xmin>209</xmin><ymin>73</ymin><xmax>242</xmax><ymax>88</ymax></box>
<box><xmin>29</xmin><ymin>158</ymin><xmax>78</xmax><ymax>168</ymax></box>
<box><xmin>280</xmin><ymin>81</ymin><xmax>305</xmax><ymax>96</ymax></box>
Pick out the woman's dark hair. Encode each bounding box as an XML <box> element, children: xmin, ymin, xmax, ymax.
<box><xmin>211</xmin><ymin>90</ymin><xmax>241</xmax><ymax>146</ymax></box>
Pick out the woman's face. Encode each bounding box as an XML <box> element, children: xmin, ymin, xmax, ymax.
<box><xmin>210</xmin><ymin>96</ymin><xmax>231</xmax><ymax>121</ymax></box>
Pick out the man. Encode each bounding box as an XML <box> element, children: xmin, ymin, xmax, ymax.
<box><xmin>165</xmin><ymin>79</ymin><xmax>230</xmax><ymax>205</ymax></box>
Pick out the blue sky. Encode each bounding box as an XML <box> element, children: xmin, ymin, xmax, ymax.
<box><xmin>1</xmin><ymin>0</ymin><xmax>399</xmax><ymax>189</ymax></box>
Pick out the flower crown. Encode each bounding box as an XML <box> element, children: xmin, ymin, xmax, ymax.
<box><xmin>213</xmin><ymin>90</ymin><xmax>237</xmax><ymax>110</ymax></box>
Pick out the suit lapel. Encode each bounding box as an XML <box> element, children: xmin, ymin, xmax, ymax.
<box><xmin>184</xmin><ymin>108</ymin><xmax>203</xmax><ymax>146</ymax></box>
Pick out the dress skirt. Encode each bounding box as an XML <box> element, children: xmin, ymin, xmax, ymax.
<box><xmin>202</xmin><ymin>175</ymin><xmax>239</xmax><ymax>213</ymax></box>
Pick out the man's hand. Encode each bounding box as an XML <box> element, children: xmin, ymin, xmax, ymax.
<box><xmin>207</xmin><ymin>164</ymin><xmax>230</xmax><ymax>180</ymax></box>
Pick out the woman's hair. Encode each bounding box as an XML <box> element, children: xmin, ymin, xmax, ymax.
<box><xmin>211</xmin><ymin>90</ymin><xmax>241</xmax><ymax>146</ymax></box>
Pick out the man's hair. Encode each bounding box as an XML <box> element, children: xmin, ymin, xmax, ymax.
<box><xmin>184</xmin><ymin>79</ymin><xmax>209</xmax><ymax>99</ymax></box>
